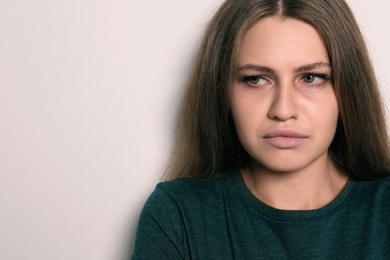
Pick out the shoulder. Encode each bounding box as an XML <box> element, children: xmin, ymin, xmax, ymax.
<box><xmin>157</xmin><ymin>172</ymin><xmax>234</xmax><ymax>198</ymax></box>
<box><xmin>139</xmin><ymin>172</ymin><xmax>239</xmax><ymax>229</ymax></box>
<box><xmin>351</xmin><ymin>176</ymin><xmax>390</xmax><ymax>208</ymax></box>
<box><xmin>150</xmin><ymin>172</ymin><xmax>237</xmax><ymax>210</ymax></box>
<box><xmin>353</xmin><ymin>176</ymin><xmax>390</xmax><ymax>193</ymax></box>
<box><xmin>132</xmin><ymin>174</ymin><xmax>238</xmax><ymax>259</ymax></box>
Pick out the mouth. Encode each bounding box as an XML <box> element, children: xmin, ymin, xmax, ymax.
<box><xmin>263</xmin><ymin>130</ymin><xmax>308</xmax><ymax>148</ymax></box>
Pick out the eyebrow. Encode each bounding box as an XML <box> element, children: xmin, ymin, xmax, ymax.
<box><xmin>237</xmin><ymin>62</ymin><xmax>331</xmax><ymax>74</ymax></box>
<box><xmin>293</xmin><ymin>62</ymin><xmax>331</xmax><ymax>73</ymax></box>
<box><xmin>237</xmin><ymin>64</ymin><xmax>275</xmax><ymax>73</ymax></box>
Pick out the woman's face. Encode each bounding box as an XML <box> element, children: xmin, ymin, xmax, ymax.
<box><xmin>230</xmin><ymin>16</ymin><xmax>339</xmax><ymax>174</ymax></box>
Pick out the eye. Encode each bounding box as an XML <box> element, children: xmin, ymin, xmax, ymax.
<box><xmin>301</xmin><ymin>73</ymin><xmax>331</xmax><ymax>86</ymax></box>
<box><xmin>242</xmin><ymin>75</ymin><xmax>268</xmax><ymax>86</ymax></box>
<box><xmin>303</xmin><ymin>74</ymin><xmax>316</xmax><ymax>83</ymax></box>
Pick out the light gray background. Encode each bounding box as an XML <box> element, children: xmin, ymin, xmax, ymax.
<box><xmin>0</xmin><ymin>0</ymin><xmax>389</xmax><ymax>259</ymax></box>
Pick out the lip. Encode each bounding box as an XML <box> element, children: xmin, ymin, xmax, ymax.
<box><xmin>263</xmin><ymin>129</ymin><xmax>308</xmax><ymax>148</ymax></box>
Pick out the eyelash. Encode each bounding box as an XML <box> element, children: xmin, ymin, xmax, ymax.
<box><xmin>240</xmin><ymin>73</ymin><xmax>332</xmax><ymax>87</ymax></box>
<box><xmin>300</xmin><ymin>73</ymin><xmax>332</xmax><ymax>86</ymax></box>
<box><xmin>240</xmin><ymin>75</ymin><xmax>268</xmax><ymax>86</ymax></box>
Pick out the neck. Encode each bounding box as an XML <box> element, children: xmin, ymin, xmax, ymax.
<box><xmin>241</xmin><ymin>156</ymin><xmax>348</xmax><ymax>210</ymax></box>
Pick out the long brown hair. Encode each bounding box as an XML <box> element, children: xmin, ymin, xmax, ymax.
<box><xmin>163</xmin><ymin>0</ymin><xmax>390</xmax><ymax>180</ymax></box>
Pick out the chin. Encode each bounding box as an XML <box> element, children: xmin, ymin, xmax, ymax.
<box><xmin>249</xmin><ymin>157</ymin><xmax>313</xmax><ymax>174</ymax></box>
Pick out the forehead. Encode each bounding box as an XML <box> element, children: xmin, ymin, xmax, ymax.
<box><xmin>238</xmin><ymin>16</ymin><xmax>329</xmax><ymax>67</ymax></box>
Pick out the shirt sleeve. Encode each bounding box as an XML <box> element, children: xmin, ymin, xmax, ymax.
<box><xmin>131</xmin><ymin>185</ymin><xmax>185</xmax><ymax>260</ymax></box>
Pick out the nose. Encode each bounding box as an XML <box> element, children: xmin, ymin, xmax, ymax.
<box><xmin>267</xmin><ymin>81</ymin><xmax>298</xmax><ymax>121</ymax></box>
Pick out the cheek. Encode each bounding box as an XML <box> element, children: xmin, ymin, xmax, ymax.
<box><xmin>313</xmin><ymin>97</ymin><xmax>339</xmax><ymax>138</ymax></box>
<box><xmin>230</xmin><ymin>87</ymin><xmax>267</xmax><ymax>124</ymax></box>
<box><xmin>230</xmin><ymin>98</ymin><xmax>263</xmax><ymax>146</ymax></box>
<box><xmin>231</xmin><ymin>98</ymin><xmax>249</xmax><ymax>140</ymax></box>
<box><xmin>306</xmin><ymin>87</ymin><xmax>338</xmax><ymax>120</ymax></box>
<box><xmin>231</xmin><ymin>94</ymin><xmax>254</xmax><ymax>127</ymax></box>
<box><xmin>230</xmin><ymin>104</ymin><xmax>248</xmax><ymax>136</ymax></box>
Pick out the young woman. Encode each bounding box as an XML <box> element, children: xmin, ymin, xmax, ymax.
<box><xmin>132</xmin><ymin>0</ymin><xmax>390</xmax><ymax>258</ymax></box>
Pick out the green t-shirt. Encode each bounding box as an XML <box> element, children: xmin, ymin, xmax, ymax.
<box><xmin>132</xmin><ymin>172</ymin><xmax>390</xmax><ymax>259</ymax></box>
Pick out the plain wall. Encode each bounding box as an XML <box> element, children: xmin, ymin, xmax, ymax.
<box><xmin>0</xmin><ymin>0</ymin><xmax>389</xmax><ymax>259</ymax></box>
